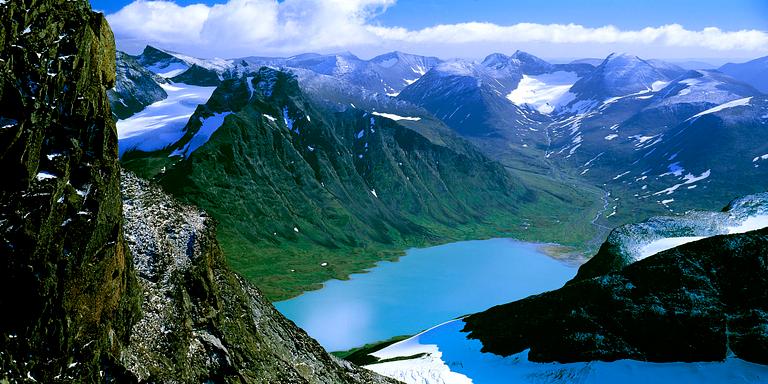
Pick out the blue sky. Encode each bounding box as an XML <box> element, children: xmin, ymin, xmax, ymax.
<box><xmin>379</xmin><ymin>0</ymin><xmax>768</xmax><ymax>30</ymax></box>
<box><xmin>94</xmin><ymin>0</ymin><xmax>768</xmax><ymax>61</ymax></box>
<box><xmin>91</xmin><ymin>0</ymin><xmax>768</xmax><ymax>30</ymax></box>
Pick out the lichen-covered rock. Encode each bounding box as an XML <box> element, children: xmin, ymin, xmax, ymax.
<box><xmin>108</xmin><ymin>51</ymin><xmax>167</xmax><ymax>120</ymax></box>
<box><xmin>120</xmin><ymin>172</ymin><xmax>399</xmax><ymax>383</ymax></box>
<box><xmin>0</xmin><ymin>0</ymin><xmax>139</xmax><ymax>381</ymax></box>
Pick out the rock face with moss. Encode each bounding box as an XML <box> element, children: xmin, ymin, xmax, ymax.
<box><xmin>463</xmin><ymin>196</ymin><xmax>768</xmax><ymax>364</ymax></box>
<box><xmin>0</xmin><ymin>0</ymin><xmax>139</xmax><ymax>380</ymax></box>
<box><xmin>0</xmin><ymin>1</ymin><xmax>398</xmax><ymax>382</ymax></box>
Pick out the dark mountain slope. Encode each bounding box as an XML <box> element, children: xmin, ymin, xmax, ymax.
<box><xmin>547</xmin><ymin>68</ymin><xmax>768</xmax><ymax>225</ymax></box>
<box><xmin>720</xmin><ymin>55</ymin><xmax>768</xmax><ymax>94</ymax></box>
<box><xmin>170</xmin><ymin>63</ymin><xmax>222</xmax><ymax>86</ymax></box>
<box><xmin>463</xmin><ymin>195</ymin><xmax>768</xmax><ymax>365</ymax></box>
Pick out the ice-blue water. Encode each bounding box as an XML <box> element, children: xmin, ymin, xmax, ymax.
<box><xmin>274</xmin><ymin>238</ymin><xmax>576</xmax><ymax>351</ymax></box>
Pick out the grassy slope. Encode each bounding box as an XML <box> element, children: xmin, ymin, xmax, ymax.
<box><xmin>123</xmin><ymin>69</ymin><xmax>603</xmax><ymax>301</ymax></box>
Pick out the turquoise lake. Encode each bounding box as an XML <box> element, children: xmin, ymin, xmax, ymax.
<box><xmin>274</xmin><ymin>238</ymin><xmax>577</xmax><ymax>351</ymax></box>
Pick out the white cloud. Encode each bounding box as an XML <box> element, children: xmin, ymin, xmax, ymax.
<box><xmin>107</xmin><ymin>0</ymin><xmax>768</xmax><ymax>59</ymax></box>
<box><xmin>108</xmin><ymin>0</ymin><xmax>394</xmax><ymax>56</ymax></box>
<box><xmin>367</xmin><ymin>23</ymin><xmax>768</xmax><ymax>51</ymax></box>
<box><xmin>108</xmin><ymin>1</ymin><xmax>210</xmax><ymax>45</ymax></box>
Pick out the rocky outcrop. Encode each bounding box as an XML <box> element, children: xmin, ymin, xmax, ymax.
<box><xmin>119</xmin><ymin>172</ymin><xmax>398</xmax><ymax>383</ymax></box>
<box><xmin>108</xmin><ymin>51</ymin><xmax>167</xmax><ymax>119</ymax></box>
<box><xmin>170</xmin><ymin>63</ymin><xmax>222</xmax><ymax>86</ymax></box>
<box><xmin>574</xmin><ymin>193</ymin><xmax>768</xmax><ymax>281</ymax></box>
<box><xmin>0</xmin><ymin>1</ymin><xmax>397</xmax><ymax>382</ymax></box>
<box><xmin>463</xmin><ymin>202</ymin><xmax>768</xmax><ymax>364</ymax></box>
<box><xmin>0</xmin><ymin>0</ymin><xmax>139</xmax><ymax>381</ymax></box>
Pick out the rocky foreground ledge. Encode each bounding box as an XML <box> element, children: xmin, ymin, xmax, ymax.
<box><xmin>119</xmin><ymin>172</ymin><xmax>398</xmax><ymax>383</ymax></box>
<box><xmin>463</xmin><ymin>194</ymin><xmax>768</xmax><ymax>364</ymax></box>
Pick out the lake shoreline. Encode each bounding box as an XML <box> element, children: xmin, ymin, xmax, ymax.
<box><xmin>275</xmin><ymin>238</ymin><xmax>578</xmax><ymax>351</ymax></box>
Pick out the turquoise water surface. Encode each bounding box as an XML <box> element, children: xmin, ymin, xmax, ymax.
<box><xmin>274</xmin><ymin>238</ymin><xmax>576</xmax><ymax>351</ymax></box>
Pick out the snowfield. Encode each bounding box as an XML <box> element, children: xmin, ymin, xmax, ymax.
<box><xmin>506</xmin><ymin>71</ymin><xmax>579</xmax><ymax>114</ymax></box>
<box><xmin>637</xmin><ymin>236</ymin><xmax>706</xmax><ymax>259</ymax></box>
<box><xmin>146</xmin><ymin>62</ymin><xmax>188</xmax><ymax>78</ymax></box>
<box><xmin>116</xmin><ymin>82</ymin><xmax>218</xmax><ymax>157</ymax></box>
<box><xmin>365</xmin><ymin>319</ymin><xmax>768</xmax><ymax>384</ymax></box>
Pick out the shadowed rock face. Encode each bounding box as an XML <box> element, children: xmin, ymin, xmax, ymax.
<box><xmin>0</xmin><ymin>1</ymin><xmax>399</xmax><ymax>382</ymax></box>
<box><xmin>108</xmin><ymin>51</ymin><xmax>168</xmax><ymax>120</ymax></box>
<box><xmin>0</xmin><ymin>0</ymin><xmax>139</xmax><ymax>380</ymax></box>
<box><xmin>463</xmin><ymin>224</ymin><xmax>768</xmax><ymax>365</ymax></box>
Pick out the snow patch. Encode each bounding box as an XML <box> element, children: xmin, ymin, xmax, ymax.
<box><xmin>170</xmin><ymin>112</ymin><xmax>232</xmax><ymax>158</ymax></box>
<box><xmin>366</xmin><ymin>318</ymin><xmax>768</xmax><ymax>384</ymax></box>
<box><xmin>651</xmin><ymin>80</ymin><xmax>669</xmax><ymax>92</ymax></box>
<box><xmin>638</xmin><ymin>214</ymin><xmax>768</xmax><ymax>260</ymax></box>
<box><xmin>245</xmin><ymin>76</ymin><xmax>255</xmax><ymax>99</ymax></box>
<box><xmin>688</xmin><ymin>97</ymin><xmax>753</xmax><ymax>121</ymax></box>
<box><xmin>638</xmin><ymin>236</ymin><xmax>706</xmax><ymax>259</ymax></box>
<box><xmin>728</xmin><ymin>215</ymin><xmax>768</xmax><ymax>234</ymax></box>
<box><xmin>146</xmin><ymin>62</ymin><xmax>189</xmax><ymax>78</ymax></box>
<box><xmin>35</xmin><ymin>172</ymin><xmax>57</xmax><ymax>181</ymax></box>
<box><xmin>654</xmin><ymin>170</ymin><xmax>711</xmax><ymax>195</ymax></box>
<box><xmin>371</xmin><ymin>112</ymin><xmax>421</xmax><ymax>121</ymax></box>
<box><xmin>117</xmin><ymin>82</ymin><xmax>217</xmax><ymax>157</ymax></box>
<box><xmin>506</xmin><ymin>71</ymin><xmax>579</xmax><ymax>114</ymax></box>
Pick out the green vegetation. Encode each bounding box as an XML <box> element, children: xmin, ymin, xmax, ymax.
<box><xmin>331</xmin><ymin>335</ymin><xmax>412</xmax><ymax>366</ymax></box>
<box><xmin>123</xmin><ymin>68</ymin><xmax>604</xmax><ymax>301</ymax></box>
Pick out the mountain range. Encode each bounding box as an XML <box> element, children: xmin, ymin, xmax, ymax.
<box><xmin>4</xmin><ymin>0</ymin><xmax>768</xmax><ymax>382</ymax></box>
<box><xmin>111</xmin><ymin>44</ymin><xmax>768</xmax><ymax>299</ymax></box>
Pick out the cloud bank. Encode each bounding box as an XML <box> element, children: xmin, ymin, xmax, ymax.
<box><xmin>107</xmin><ymin>0</ymin><xmax>768</xmax><ymax>59</ymax></box>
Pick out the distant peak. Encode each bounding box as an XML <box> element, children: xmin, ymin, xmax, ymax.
<box><xmin>372</xmin><ymin>51</ymin><xmax>402</xmax><ymax>61</ymax></box>
<box><xmin>142</xmin><ymin>45</ymin><xmax>165</xmax><ymax>54</ymax></box>
<box><xmin>481</xmin><ymin>53</ymin><xmax>509</xmax><ymax>67</ymax></box>
<box><xmin>335</xmin><ymin>51</ymin><xmax>359</xmax><ymax>60</ymax></box>
<box><xmin>510</xmin><ymin>50</ymin><xmax>535</xmax><ymax>60</ymax></box>
<box><xmin>605</xmin><ymin>52</ymin><xmax>642</xmax><ymax>62</ymax></box>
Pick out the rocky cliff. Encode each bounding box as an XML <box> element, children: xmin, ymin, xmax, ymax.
<box><xmin>0</xmin><ymin>1</ymin><xmax>398</xmax><ymax>382</ymax></box>
<box><xmin>0</xmin><ymin>0</ymin><xmax>138</xmax><ymax>380</ymax></box>
<box><xmin>463</xmin><ymin>196</ymin><xmax>768</xmax><ymax>364</ymax></box>
<box><xmin>119</xmin><ymin>172</ymin><xmax>398</xmax><ymax>383</ymax></box>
